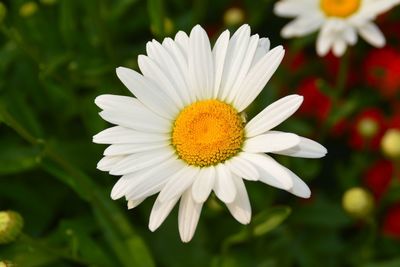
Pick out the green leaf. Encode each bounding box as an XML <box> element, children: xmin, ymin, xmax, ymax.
<box><xmin>222</xmin><ymin>206</ymin><xmax>291</xmax><ymax>252</ymax></box>
<box><xmin>0</xmin><ymin>142</ymin><xmax>41</xmax><ymax>175</ymax></box>
<box><xmin>252</xmin><ymin>206</ymin><xmax>292</xmax><ymax>236</ymax></box>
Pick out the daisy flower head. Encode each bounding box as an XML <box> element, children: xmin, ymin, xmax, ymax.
<box><xmin>93</xmin><ymin>24</ymin><xmax>327</xmax><ymax>242</ymax></box>
<box><xmin>274</xmin><ymin>0</ymin><xmax>400</xmax><ymax>57</ymax></box>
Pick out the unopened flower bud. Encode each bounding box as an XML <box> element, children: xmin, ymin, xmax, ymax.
<box><xmin>0</xmin><ymin>211</ymin><xmax>24</xmax><ymax>244</ymax></box>
<box><xmin>164</xmin><ymin>18</ymin><xmax>174</xmax><ymax>35</ymax></box>
<box><xmin>19</xmin><ymin>2</ymin><xmax>38</xmax><ymax>17</ymax></box>
<box><xmin>357</xmin><ymin>118</ymin><xmax>378</xmax><ymax>138</ymax></box>
<box><xmin>224</xmin><ymin>7</ymin><xmax>245</xmax><ymax>27</ymax></box>
<box><xmin>381</xmin><ymin>129</ymin><xmax>400</xmax><ymax>159</ymax></box>
<box><xmin>342</xmin><ymin>187</ymin><xmax>374</xmax><ymax>218</ymax></box>
<box><xmin>0</xmin><ymin>261</ymin><xmax>15</xmax><ymax>267</ymax></box>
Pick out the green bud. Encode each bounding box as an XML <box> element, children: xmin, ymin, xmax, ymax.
<box><xmin>381</xmin><ymin>129</ymin><xmax>400</xmax><ymax>159</ymax></box>
<box><xmin>0</xmin><ymin>210</ymin><xmax>24</xmax><ymax>244</ymax></box>
<box><xmin>164</xmin><ymin>18</ymin><xmax>174</xmax><ymax>36</ymax></box>
<box><xmin>357</xmin><ymin>118</ymin><xmax>378</xmax><ymax>138</ymax></box>
<box><xmin>0</xmin><ymin>261</ymin><xmax>16</xmax><ymax>267</ymax></box>
<box><xmin>342</xmin><ymin>187</ymin><xmax>374</xmax><ymax>219</ymax></box>
<box><xmin>224</xmin><ymin>7</ymin><xmax>245</xmax><ymax>27</ymax></box>
<box><xmin>19</xmin><ymin>2</ymin><xmax>38</xmax><ymax>17</ymax></box>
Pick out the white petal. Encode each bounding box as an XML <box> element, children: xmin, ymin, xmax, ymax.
<box><xmin>110</xmin><ymin>147</ymin><xmax>174</xmax><ymax>175</ymax></box>
<box><xmin>127</xmin><ymin>198</ymin><xmax>145</xmax><ymax>209</ymax></box>
<box><xmin>213</xmin><ymin>164</ymin><xmax>236</xmax><ymax>204</ymax></box>
<box><xmin>162</xmin><ymin>37</ymin><xmax>195</xmax><ymax>103</ymax></box>
<box><xmin>333</xmin><ymin>39</ymin><xmax>347</xmax><ymax>57</ymax></box>
<box><xmin>212</xmin><ymin>30</ymin><xmax>230</xmax><ymax>99</ymax></box>
<box><xmin>192</xmin><ymin>166</ymin><xmax>216</xmax><ymax>203</ymax></box>
<box><xmin>316</xmin><ymin>22</ymin><xmax>336</xmax><ymax>57</ymax></box>
<box><xmin>226</xmin><ymin>34</ymin><xmax>260</xmax><ymax>103</ymax></box>
<box><xmin>225</xmin><ymin>155</ymin><xmax>259</xmax><ymax>181</ymax></box>
<box><xmin>97</xmin><ymin>156</ymin><xmax>124</xmax><ymax>172</ymax></box>
<box><xmin>138</xmin><ymin>55</ymin><xmax>185</xmax><ymax>109</ymax></box>
<box><xmin>343</xmin><ymin>27</ymin><xmax>357</xmax><ymax>45</ymax></box>
<box><xmin>97</xmin><ymin>109</ymin><xmax>170</xmax><ymax>135</ymax></box>
<box><xmin>243</xmin><ymin>131</ymin><xmax>300</xmax><ymax>153</ymax></box>
<box><xmin>282</xmin><ymin>166</ymin><xmax>311</xmax><ymax>198</ymax></box>
<box><xmin>241</xmin><ymin>153</ymin><xmax>293</xmax><ymax>190</ymax></box>
<box><xmin>188</xmin><ymin>25</ymin><xmax>214</xmax><ymax>100</ymax></box>
<box><xmin>233</xmin><ymin>46</ymin><xmax>285</xmax><ymax>111</ymax></box>
<box><xmin>358</xmin><ymin>22</ymin><xmax>385</xmax><ymax>48</ymax></box>
<box><xmin>226</xmin><ymin>175</ymin><xmax>251</xmax><ymax>224</ymax></box>
<box><xmin>111</xmin><ymin>175</ymin><xmax>131</xmax><ymax>200</ymax></box>
<box><xmin>158</xmin><ymin>166</ymin><xmax>199</xmax><ymax>203</ymax></box>
<box><xmin>281</xmin><ymin>15</ymin><xmax>323</xmax><ymax>38</ymax></box>
<box><xmin>110</xmin><ymin>158</ymin><xmax>181</xmax><ymax>200</ymax></box>
<box><xmin>124</xmin><ymin>157</ymin><xmax>185</xmax><ymax>200</ymax></box>
<box><xmin>174</xmin><ymin>31</ymin><xmax>190</xmax><ymax>56</ymax></box>
<box><xmin>178</xmin><ymin>189</ymin><xmax>203</xmax><ymax>243</ymax></box>
<box><xmin>218</xmin><ymin>24</ymin><xmax>251</xmax><ymax>101</ymax></box>
<box><xmin>245</xmin><ymin>95</ymin><xmax>303</xmax><ymax>138</ymax></box>
<box><xmin>274</xmin><ymin>0</ymin><xmax>317</xmax><ymax>17</ymax></box>
<box><xmin>149</xmin><ymin>195</ymin><xmax>180</xmax><ymax>231</ymax></box>
<box><xmin>146</xmin><ymin>40</ymin><xmax>192</xmax><ymax>106</ymax></box>
<box><xmin>250</xmin><ymin>37</ymin><xmax>270</xmax><ymax>68</ymax></box>
<box><xmin>95</xmin><ymin>94</ymin><xmax>170</xmax><ymax>133</ymax></box>
<box><xmin>353</xmin><ymin>0</ymin><xmax>400</xmax><ymax>23</ymax></box>
<box><xmin>93</xmin><ymin>126</ymin><xmax>170</xmax><ymax>144</ymax></box>
<box><xmin>103</xmin><ymin>142</ymin><xmax>167</xmax><ymax>156</ymax></box>
<box><xmin>273</xmin><ymin>136</ymin><xmax>327</xmax><ymax>158</ymax></box>
<box><xmin>116</xmin><ymin>67</ymin><xmax>178</xmax><ymax>119</ymax></box>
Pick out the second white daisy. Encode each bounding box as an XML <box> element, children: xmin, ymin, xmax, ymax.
<box><xmin>274</xmin><ymin>0</ymin><xmax>400</xmax><ymax>56</ymax></box>
<box><xmin>94</xmin><ymin>24</ymin><xmax>327</xmax><ymax>242</ymax></box>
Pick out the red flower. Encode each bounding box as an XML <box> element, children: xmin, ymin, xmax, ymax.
<box><xmin>331</xmin><ymin>118</ymin><xmax>348</xmax><ymax>137</ymax></box>
<box><xmin>349</xmin><ymin>108</ymin><xmax>386</xmax><ymax>150</ymax></box>
<box><xmin>383</xmin><ymin>204</ymin><xmax>400</xmax><ymax>238</ymax></box>
<box><xmin>364</xmin><ymin>47</ymin><xmax>400</xmax><ymax>98</ymax></box>
<box><xmin>364</xmin><ymin>160</ymin><xmax>394</xmax><ymax>200</ymax></box>
<box><xmin>296</xmin><ymin>78</ymin><xmax>332</xmax><ymax>122</ymax></box>
<box><xmin>283</xmin><ymin>50</ymin><xmax>306</xmax><ymax>72</ymax></box>
<box><xmin>388</xmin><ymin>113</ymin><xmax>400</xmax><ymax>130</ymax></box>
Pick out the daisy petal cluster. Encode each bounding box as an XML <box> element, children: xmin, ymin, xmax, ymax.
<box><xmin>93</xmin><ymin>24</ymin><xmax>327</xmax><ymax>242</ymax></box>
<box><xmin>274</xmin><ymin>0</ymin><xmax>400</xmax><ymax>56</ymax></box>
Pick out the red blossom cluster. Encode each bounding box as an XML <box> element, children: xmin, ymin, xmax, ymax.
<box><xmin>364</xmin><ymin>47</ymin><xmax>400</xmax><ymax>99</ymax></box>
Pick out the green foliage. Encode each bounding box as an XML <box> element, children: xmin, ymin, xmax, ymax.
<box><xmin>0</xmin><ymin>0</ymin><xmax>399</xmax><ymax>266</ymax></box>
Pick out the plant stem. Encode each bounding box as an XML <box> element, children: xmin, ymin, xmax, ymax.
<box><xmin>335</xmin><ymin>51</ymin><xmax>350</xmax><ymax>99</ymax></box>
<box><xmin>18</xmin><ymin>234</ymin><xmax>95</xmax><ymax>266</ymax></box>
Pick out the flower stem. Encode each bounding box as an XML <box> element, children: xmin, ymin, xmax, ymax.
<box><xmin>335</xmin><ymin>51</ymin><xmax>350</xmax><ymax>99</ymax></box>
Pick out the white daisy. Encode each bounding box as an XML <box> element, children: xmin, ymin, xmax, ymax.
<box><xmin>274</xmin><ymin>0</ymin><xmax>400</xmax><ymax>57</ymax></box>
<box><xmin>93</xmin><ymin>24</ymin><xmax>327</xmax><ymax>242</ymax></box>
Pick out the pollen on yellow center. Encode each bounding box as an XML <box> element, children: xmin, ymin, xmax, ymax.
<box><xmin>172</xmin><ymin>100</ymin><xmax>244</xmax><ymax>167</ymax></box>
<box><xmin>320</xmin><ymin>0</ymin><xmax>360</xmax><ymax>18</ymax></box>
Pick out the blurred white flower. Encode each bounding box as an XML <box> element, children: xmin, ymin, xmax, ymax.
<box><xmin>274</xmin><ymin>0</ymin><xmax>400</xmax><ymax>56</ymax></box>
<box><xmin>93</xmin><ymin>24</ymin><xmax>327</xmax><ymax>242</ymax></box>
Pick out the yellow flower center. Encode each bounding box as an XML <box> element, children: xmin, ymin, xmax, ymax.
<box><xmin>320</xmin><ymin>0</ymin><xmax>360</xmax><ymax>18</ymax></box>
<box><xmin>172</xmin><ymin>100</ymin><xmax>244</xmax><ymax>167</ymax></box>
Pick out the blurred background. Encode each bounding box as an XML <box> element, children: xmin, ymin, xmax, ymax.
<box><xmin>0</xmin><ymin>0</ymin><xmax>400</xmax><ymax>266</ymax></box>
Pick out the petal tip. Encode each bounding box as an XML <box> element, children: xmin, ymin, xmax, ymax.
<box><xmin>148</xmin><ymin>223</ymin><xmax>157</xmax><ymax>232</ymax></box>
